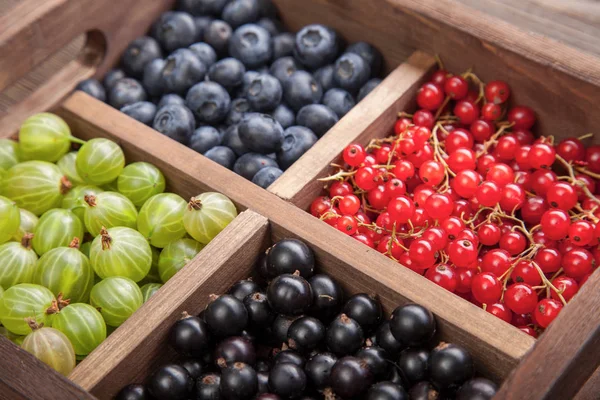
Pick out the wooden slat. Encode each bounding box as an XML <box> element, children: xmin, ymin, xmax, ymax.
<box><xmin>70</xmin><ymin>210</ymin><xmax>269</xmax><ymax>398</ymax></box>
<box><xmin>0</xmin><ymin>337</ymin><xmax>96</xmax><ymax>400</ymax></box>
<box><xmin>496</xmin><ymin>270</ymin><xmax>600</xmax><ymax>399</ymax></box>
<box><xmin>575</xmin><ymin>366</ymin><xmax>600</xmax><ymax>400</ymax></box>
<box><xmin>268</xmin><ymin>50</ymin><xmax>435</xmax><ymax>208</ymax></box>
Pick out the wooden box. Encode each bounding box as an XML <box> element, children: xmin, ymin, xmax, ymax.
<box><xmin>1</xmin><ymin>1</ymin><xmax>600</xmax><ymax>399</ymax></box>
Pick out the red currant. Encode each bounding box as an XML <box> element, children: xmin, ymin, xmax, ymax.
<box><xmin>447</xmin><ymin>148</ymin><xmax>476</xmax><ymax>172</ymax></box>
<box><xmin>330</xmin><ymin>181</ymin><xmax>353</xmax><ymax>197</ymax></box>
<box><xmin>495</xmin><ymin>135</ymin><xmax>519</xmax><ymax>161</ymax></box>
<box><xmin>422</xmin><ymin>227</ymin><xmax>448</xmax><ymax>251</ymax></box>
<box><xmin>568</xmin><ymin>220</ymin><xmax>595</xmax><ymax>246</ymax></box>
<box><xmin>352</xmin><ymin>233</ymin><xmax>375</xmax><ymax>248</ymax></box>
<box><xmin>550</xmin><ymin>276</ymin><xmax>579</xmax><ymax>303</ymax></box>
<box><xmin>477</xmin><ymin>223</ymin><xmax>501</xmax><ymax>246</ymax></box>
<box><xmin>419</xmin><ymin>160</ymin><xmax>445</xmax><ymax>186</ymax></box>
<box><xmin>499</xmin><ymin>231</ymin><xmax>527</xmax><ymax>256</ymax></box>
<box><xmin>481</xmin><ymin>103</ymin><xmax>502</xmax><ymax>122</ymax></box>
<box><xmin>481</xmin><ymin>249</ymin><xmax>511</xmax><ymax>277</ymax></box>
<box><xmin>367</xmin><ymin>186</ymin><xmax>389</xmax><ymax>210</ymax></box>
<box><xmin>486</xmin><ymin>303</ymin><xmax>513</xmax><ymax>323</ymax></box>
<box><xmin>556</xmin><ymin>138</ymin><xmax>585</xmax><ymax>162</ymax></box>
<box><xmin>388</xmin><ymin>196</ymin><xmax>415</xmax><ymax>224</ymax></box>
<box><xmin>528</xmin><ymin>143</ymin><xmax>556</xmax><ymax>169</ymax></box>
<box><xmin>452</xmin><ymin>170</ymin><xmax>482</xmax><ymax>199</ymax></box>
<box><xmin>476</xmin><ymin>181</ymin><xmax>502</xmax><ymax>207</ymax></box>
<box><xmin>417</xmin><ymin>83</ymin><xmax>445</xmax><ymax>111</ymax></box>
<box><xmin>431</xmin><ymin>70</ymin><xmax>449</xmax><ymax>86</ymax></box>
<box><xmin>534</xmin><ymin>299</ymin><xmax>562</xmax><ymax>328</ymax></box>
<box><xmin>343</xmin><ymin>144</ymin><xmax>367</xmax><ymax>167</ymax></box>
<box><xmin>470</xmin><ymin>120</ymin><xmax>493</xmax><ymax>142</ymax></box>
<box><xmin>455</xmin><ymin>268</ymin><xmax>476</xmax><ymax>293</ymax></box>
<box><xmin>394</xmin><ymin>118</ymin><xmax>412</xmax><ymax>136</ymax></box>
<box><xmin>444</xmin><ymin>76</ymin><xmax>468</xmax><ymax>99</ymax></box>
<box><xmin>508</xmin><ymin>106</ymin><xmax>536</xmax><ymax>130</ymax></box>
<box><xmin>562</xmin><ymin>248</ymin><xmax>594</xmax><ymax>280</ymax></box>
<box><xmin>445</xmin><ymin>129</ymin><xmax>474</xmax><ymax>153</ymax></box>
<box><xmin>384</xmin><ymin>178</ymin><xmax>406</xmax><ymax>198</ymax></box>
<box><xmin>471</xmin><ymin>272</ymin><xmax>502</xmax><ymax>304</ymax></box>
<box><xmin>534</xmin><ymin>248</ymin><xmax>562</xmax><ymax>274</ymax></box>
<box><xmin>521</xmin><ymin>196</ymin><xmax>548</xmax><ymax>225</ymax></box>
<box><xmin>540</xmin><ymin>209</ymin><xmax>570</xmax><ymax>240</ymax></box>
<box><xmin>310</xmin><ymin>196</ymin><xmax>332</xmax><ymax>217</ymax></box>
<box><xmin>441</xmin><ymin>216</ymin><xmax>466</xmax><ymax>241</ymax></box>
<box><xmin>425</xmin><ymin>264</ymin><xmax>458</xmax><ymax>292</ymax></box>
<box><xmin>585</xmin><ymin>146</ymin><xmax>600</xmax><ymax>173</ymax></box>
<box><xmin>355</xmin><ymin>167</ymin><xmax>378</xmax><ymax>191</ymax></box>
<box><xmin>409</xmin><ymin>239</ymin><xmax>436</xmax><ymax>267</ymax></box>
<box><xmin>392</xmin><ymin>160</ymin><xmax>415</xmax><ymax>181</ymax></box>
<box><xmin>484</xmin><ymin>80</ymin><xmax>511</xmax><ymax>104</ymax></box>
<box><xmin>424</xmin><ymin>193</ymin><xmax>454</xmax><ymax>221</ymax></box>
<box><xmin>413</xmin><ymin>109</ymin><xmax>435</xmax><ymax>129</ymax></box>
<box><xmin>504</xmin><ymin>283</ymin><xmax>537</xmax><ymax>314</ymax></box>
<box><xmin>337</xmin><ymin>215</ymin><xmax>358</xmax><ymax>235</ymax></box>
<box><xmin>511</xmin><ymin>260</ymin><xmax>542</xmax><ymax>286</ymax></box>
<box><xmin>454</xmin><ymin>100</ymin><xmax>480</xmax><ymax>125</ymax></box>
<box><xmin>499</xmin><ymin>183</ymin><xmax>525</xmax><ymax>212</ymax></box>
<box><xmin>486</xmin><ymin>163</ymin><xmax>514</xmax><ymax>187</ymax></box>
<box><xmin>447</xmin><ymin>239</ymin><xmax>478</xmax><ymax>268</ymax></box>
<box><xmin>546</xmin><ymin>182</ymin><xmax>577</xmax><ymax>211</ymax></box>
<box><xmin>377</xmin><ymin>235</ymin><xmax>405</xmax><ymax>259</ymax></box>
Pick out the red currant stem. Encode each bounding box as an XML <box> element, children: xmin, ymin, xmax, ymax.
<box><xmin>431</xmin><ymin>124</ymin><xmax>455</xmax><ymax>191</ymax></box>
<box><xmin>434</xmin><ymin>55</ymin><xmax>445</xmax><ymax>70</ymax></box>
<box><xmin>531</xmin><ymin>286</ymin><xmax>546</xmax><ymax>290</ymax></box>
<box><xmin>318</xmin><ymin>169</ymin><xmax>356</xmax><ymax>182</ymax></box>
<box><xmin>397</xmin><ymin>111</ymin><xmax>414</xmax><ymax>119</ymax></box>
<box><xmin>461</xmin><ymin>71</ymin><xmax>485</xmax><ymax>104</ymax></box>
<box><xmin>330</xmin><ymin>163</ymin><xmax>345</xmax><ymax>169</ymax></box>
<box><xmin>476</xmin><ymin>123</ymin><xmax>513</xmax><ymax>158</ymax></box>
<box><xmin>549</xmin><ymin>268</ymin><xmax>564</xmax><ymax>282</ymax></box>
<box><xmin>434</xmin><ymin>96</ymin><xmax>452</xmax><ymax>120</ymax></box>
<box><xmin>319</xmin><ymin>210</ymin><xmax>339</xmax><ymax>221</ymax></box>
<box><xmin>555</xmin><ymin>154</ymin><xmax>600</xmax><ymax>205</ymax></box>
<box><xmin>574</xmin><ymin>205</ymin><xmax>600</xmax><ymax>223</ymax></box>
<box><xmin>482</xmin><ymin>303</ymin><xmax>487</xmax><ymax>311</ymax></box>
<box><xmin>531</xmin><ymin>261</ymin><xmax>568</xmax><ymax>306</ymax></box>
<box><xmin>576</xmin><ymin>167</ymin><xmax>600</xmax><ymax>181</ymax></box>
<box><xmin>578</xmin><ymin>133</ymin><xmax>594</xmax><ymax>141</ymax></box>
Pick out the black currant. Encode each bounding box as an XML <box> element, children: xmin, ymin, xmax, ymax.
<box><xmin>397</xmin><ymin>348</ymin><xmax>429</xmax><ymax>387</ymax></box>
<box><xmin>147</xmin><ymin>364</ymin><xmax>194</xmax><ymax>400</ymax></box>
<box><xmin>215</xmin><ymin>336</ymin><xmax>257</xmax><ymax>368</ymax></box>
<box><xmin>220</xmin><ymin>362</ymin><xmax>259</xmax><ymax>400</ymax></box>
<box><xmin>456</xmin><ymin>378</ymin><xmax>498</xmax><ymax>400</ymax></box>
<box><xmin>326</xmin><ymin>314</ymin><xmax>364</xmax><ymax>356</ymax></box>
<box><xmin>375</xmin><ymin>322</ymin><xmax>404</xmax><ymax>357</ymax></box>
<box><xmin>169</xmin><ymin>312</ymin><xmax>212</xmax><ymax>357</ymax></box>
<box><xmin>179</xmin><ymin>358</ymin><xmax>204</xmax><ymax>380</ymax></box>
<box><xmin>366</xmin><ymin>381</ymin><xmax>409</xmax><ymax>400</ymax></box>
<box><xmin>342</xmin><ymin>293</ymin><xmax>382</xmax><ymax>333</ymax></box>
<box><xmin>229</xmin><ymin>279</ymin><xmax>262</xmax><ymax>301</ymax></box>
<box><xmin>272</xmin><ymin>314</ymin><xmax>302</xmax><ymax>344</ymax></box>
<box><xmin>267</xmin><ymin>273</ymin><xmax>313</xmax><ymax>316</ymax></box>
<box><xmin>287</xmin><ymin>316</ymin><xmax>326</xmax><ymax>353</ymax></box>
<box><xmin>355</xmin><ymin>345</ymin><xmax>390</xmax><ymax>381</ymax></box>
<box><xmin>329</xmin><ymin>356</ymin><xmax>373</xmax><ymax>399</ymax></box>
<box><xmin>256</xmin><ymin>394</ymin><xmax>282</xmax><ymax>400</ymax></box>
<box><xmin>272</xmin><ymin>349</ymin><xmax>306</xmax><ymax>368</ymax></box>
<box><xmin>389</xmin><ymin>304</ymin><xmax>436</xmax><ymax>346</ymax></box>
<box><xmin>268</xmin><ymin>362</ymin><xmax>307</xmax><ymax>399</ymax></box>
<box><xmin>304</xmin><ymin>352</ymin><xmax>337</xmax><ymax>389</ymax></box>
<box><xmin>266</xmin><ymin>238</ymin><xmax>315</xmax><ymax>278</ymax></box>
<box><xmin>408</xmin><ymin>381</ymin><xmax>439</xmax><ymax>400</ymax></box>
<box><xmin>196</xmin><ymin>373</ymin><xmax>221</xmax><ymax>400</ymax></box>
<box><xmin>428</xmin><ymin>343</ymin><xmax>474</xmax><ymax>390</ymax></box>
<box><xmin>258</xmin><ymin>370</ymin><xmax>270</xmax><ymax>393</ymax></box>
<box><xmin>388</xmin><ymin>364</ymin><xmax>404</xmax><ymax>386</ymax></box>
<box><xmin>256</xmin><ymin>359</ymin><xmax>271</xmax><ymax>372</ymax></box>
<box><xmin>309</xmin><ymin>274</ymin><xmax>344</xmax><ymax>322</ymax></box>
<box><xmin>257</xmin><ymin>253</ymin><xmax>270</xmax><ymax>279</ymax></box>
<box><xmin>115</xmin><ymin>384</ymin><xmax>150</xmax><ymax>400</ymax></box>
<box><xmin>244</xmin><ymin>292</ymin><xmax>276</xmax><ymax>329</ymax></box>
<box><xmin>205</xmin><ymin>294</ymin><xmax>248</xmax><ymax>336</ymax></box>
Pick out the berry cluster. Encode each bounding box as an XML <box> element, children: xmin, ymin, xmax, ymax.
<box><xmin>310</xmin><ymin>63</ymin><xmax>600</xmax><ymax>336</ymax></box>
<box><xmin>116</xmin><ymin>239</ymin><xmax>495</xmax><ymax>400</ymax></box>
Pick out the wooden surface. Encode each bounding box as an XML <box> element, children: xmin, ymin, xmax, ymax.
<box><xmin>70</xmin><ymin>210</ymin><xmax>269</xmax><ymax>398</ymax></box>
<box><xmin>269</xmin><ymin>50</ymin><xmax>435</xmax><ymax>207</ymax></box>
<box><xmin>0</xmin><ymin>337</ymin><xmax>96</xmax><ymax>400</ymax></box>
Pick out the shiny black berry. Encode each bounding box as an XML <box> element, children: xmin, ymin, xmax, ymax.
<box><xmin>258</xmin><ymin>371</ymin><xmax>271</xmax><ymax>393</ymax></box>
<box><xmin>309</xmin><ymin>274</ymin><xmax>344</xmax><ymax>322</ymax></box>
<box><xmin>196</xmin><ymin>373</ymin><xmax>221</xmax><ymax>400</ymax></box>
<box><xmin>272</xmin><ymin>314</ymin><xmax>301</xmax><ymax>344</ymax></box>
<box><xmin>266</xmin><ymin>239</ymin><xmax>315</xmax><ymax>278</ymax></box>
<box><xmin>268</xmin><ymin>362</ymin><xmax>307</xmax><ymax>399</ymax></box>
<box><xmin>375</xmin><ymin>322</ymin><xmax>404</xmax><ymax>357</ymax></box>
<box><xmin>342</xmin><ymin>294</ymin><xmax>382</xmax><ymax>333</ymax></box>
<box><xmin>355</xmin><ymin>345</ymin><xmax>390</xmax><ymax>381</ymax></box>
<box><xmin>229</xmin><ymin>279</ymin><xmax>262</xmax><ymax>301</ymax></box>
<box><xmin>456</xmin><ymin>378</ymin><xmax>498</xmax><ymax>400</ymax></box>
<box><xmin>329</xmin><ymin>356</ymin><xmax>373</xmax><ymax>399</ymax></box>
<box><xmin>115</xmin><ymin>384</ymin><xmax>150</xmax><ymax>400</ymax></box>
<box><xmin>220</xmin><ymin>362</ymin><xmax>258</xmax><ymax>400</ymax></box>
<box><xmin>256</xmin><ymin>394</ymin><xmax>282</xmax><ymax>400</ymax></box>
<box><xmin>389</xmin><ymin>304</ymin><xmax>436</xmax><ymax>346</ymax></box>
<box><xmin>287</xmin><ymin>316</ymin><xmax>325</xmax><ymax>353</ymax></box>
<box><xmin>366</xmin><ymin>381</ymin><xmax>409</xmax><ymax>400</ymax></box>
<box><xmin>169</xmin><ymin>313</ymin><xmax>212</xmax><ymax>357</ymax></box>
<box><xmin>397</xmin><ymin>348</ymin><xmax>429</xmax><ymax>386</ymax></box>
<box><xmin>428</xmin><ymin>343</ymin><xmax>474</xmax><ymax>390</ymax></box>
<box><xmin>304</xmin><ymin>352</ymin><xmax>337</xmax><ymax>389</ymax></box>
<box><xmin>408</xmin><ymin>381</ymin><xmax>439</xmax><ymax>400</ymax></box>
<box><xmin>326</xmin><ymin>314</ymin><xmax>364</xmax><ymax>356</ymax></box>
<box><xmin>267</xmin><ymin>273</ymin><xmax>313</xmax><ymax>316</ymax></box>
<box><xmin>205</xmin><ymin>294</ymin><xmax>248</xmax><ymax>336</ymax></box>
<box><xmin>215</xmin><ymin>336</ymin><xmax>257</xmax><ymax>368</ymax></box>
<box><xmin>180</xmin><ymin>358</ymin><xmax>204</xmax><ymax>380</ymax></box>
<box><xmin>147</xmin><ymin>364</ymin><xmax>194</xmax><ymax>400</ymax></box>
<box><xmin>272</xmin><ymin>349</ymin><xmax>306</xmax><ymax>368</ymax></box>
<box><xmin>244</xmin><ymin>292</ymin><xmax>275</xmax><ymax>329</ymax></box>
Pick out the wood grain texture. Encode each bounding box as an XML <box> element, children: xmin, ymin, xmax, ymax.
<box><xmin>576</xmin><ymin>366</ymin><xmax>600</xmax><ymax>400</ymax></box>
<box><xmin>0</xmin><ymin>337</ymin><xmax>96</xmax><ymax>400</ymax></box>
<box><xmin>70</xmin><ymin>210</ymin><xmax>269</xmax><ymax>399</ymax></box>
<box><xmin>269</xmin><ymin>51</ymin><xmax>435</xmax><ymax>208</ymax></box>
<box><xmin>495</xmin><ymin>269</ymin><xmax>600</xmax><ymax>399</ymax></box>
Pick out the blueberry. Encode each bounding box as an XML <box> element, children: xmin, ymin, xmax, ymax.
<box><xmin>109</xmin><ymin>78</ymin><xmax>147</xmax><ymax>109</ymax></box>
<box><xmin>222</xmin><ymin>0</ymin><xmax>260</xmax><ymax>28</ymax></box>
<box><xmin>229</xmin><ymin>24</ymin><xmax>272</xmax><ymax>69</ymax></box>
<box><xmin>323</xmin><ymin>88</ymin><xmax>356</xmax><ymax>118</ymax></box>
<box><xmin>120</xmin><ymin>102</ymin><xmax>157</xmax><ymax>126</ymax></box>
<box><xmin>186</xmin><ymin>81</ymin><xmax>231</xmax><ymax>124</ymax></box>
<box><xmin>223</xmin><ymin>124</ymin><xmax>251</xmax><ymax>156</ymax></box>
<box><xmin>269</xmin><ymin>104</ymin><xmax>295</xmax><ymax>129</ymax></box>
<box><xmin>239</xmin><ymin>71</ymin><xmax>261</xmax><ymax>97</ymax></box>
<box><xmin>313</xmin><ymin>64</ymin><xmax>335</xmax><ymax>92</ymax></box>
<box><xmin>153</xmin><ymin>104</ymin><xmax>196</xmax><ymax>144</ymax></box>
<box><xmin>204</xmin><ymin>146</ymin><xmax>237</xmax><ymax>170</ymax></box>
<box><xmin>252</xmin><ymin>166</ymin><xmax>283</xmax><ymax>188</ymax></box>
<box><xmin>152</xmin><ymin>12</ymin><xmax>197</xmax><ymax>53</ymax></box>
<box><xmin>75</xmin><ymin>79</ymin><xmax>106</xmax><ymax>102</ymax></box>
<box><xmin>189</xmin><ymin>42</ymin><xmax>218</xmax><ymax>69</ymax></box>
<box><xmin>103</xmin><ymin>69</ymin><xmax>125</xmax><ymax>91</ymax></box>
<box><xmin>358</xmin><ymin>78</ymin><xmax>382</xmax><ymax>102</ymax></box>
<box><xmin>238</xmin><ymin>113</ymin><xmax>284</xmax><ymax>153</ymax></box>
<box><xmin>296</xmin><ymin>104</ymin><xmax>338</xmax><ymax>137</ymax></box>
<box><xmin>246</xmin><ymin>74</ymin><xmax>282</xmax><ymax>112</ymax></box>
<box><xmin>234</xmin><ymin>153</ymin><xmax>279</xmax><ymax>180</ymax></box>
<box><xmin>272</xmin><ymin>33</ymin><xmax>295</xmax><ymax>59</ymax></box>
<box><xmin>276</xmin><ymin>126</ymin><xmax>317</xmax><ymax>170</ymax></box>
<box><xmin>178</xmin><ymin>0</ymin><xmax>229</xmax><ymax>16</ymax></box>
<box><xmin>257</xmin><ymin>18</ymin><xmax>281</xmax><ymax>36</ymax></box>
<box><xmin>160</xmin><ymin>49</ymin><xmax>207</xmax><ymax>96</ymax></box>
<box><xmin>208</xmin><ymin>58</ymin><xmax>246</xmax><ymax>92</ymax></box>
<box><xmin>333</xmin><ymin>53</ymin><xmax>371</xmax><ymax>94</ymax></box>
<box><xmin>270</xmin><ymin>56</ymin><xmax>301</xmax><ymax>85</ymax></box>
<box><xmin>143</xmin><ymin>59</ymin><xmax>166</xmax><ymax>98</ymax></box>
<box><xmin>257</xmin><ymin>0</ymin><xmax>278</xmax><ymax>18</ymax></box>
<box><xmin>122</xmin><ymin>36</ymin><xmax>163</xmax><ymax>78</ymax></box>
<box><xmin>225</xmin><ymin>98</ymin><xmax>252</xmax><ymax>126</ymax></box>
<box><xmin>293</xmin><ymin>24</ymin><xmax>339</xmax><ymax>69</ymax></box>
<box><xmin>189</xmin><ymin>126</ymin><xmax>222</xmax><ymax>154</ymax></box>
<box><xmin>282</xmin><ymin>71</ymin><xmax>322</xmax><ymax>112</ymax></box>
<box><xmin>204</xmin><ymin>20</ymin><xmax>233</xmax><ymax>56</ymax></box>
<box><xmin>346</xmin><ymin>42</ymin><xmax>383</xmax><ymax>78</ymax></box>
<box><xmin>193</xmin><ymin>16</ymin><xmax>213</xmax><ymax>41</ymax></box>
<box><xmin>157</xmin><ymin>93</ymin><xmax>185</xmax><ymax>109</ymax></box>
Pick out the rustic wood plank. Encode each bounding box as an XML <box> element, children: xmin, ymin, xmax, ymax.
<box><xmin>0</xmin><ymin>336</ymin><xmax>97</xmax><ymax>400</ymax></box>
<box><xmin>496</xmin><ymin>269</ymin><xmax>600</xmax><ymax>399</ymax></box>
<box><xmin>70</xmin><ymin>210</ymin><xmax>269</xmax><ymax>398</ymax></box>
<box><xmin>575</xmin><ymin>366</ymin><xmax>600</xmax><ymax>400</ymax></box>
<box><xmin>268</xmin><ymin>50</ymin><xmax>435</xmax><ymax>208</ymax></box>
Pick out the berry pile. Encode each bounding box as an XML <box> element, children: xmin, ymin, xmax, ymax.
<box><xmin>116</xmin><ymin>238</ymin><xmax>496</xmax><ymax>400</ymax></box>
<box><xmin>0</xmin><ymin>113</ymin><xmax>237</xmax><ymax>376</ymax></box>
<box><xmin>76</xmin><ymin>0</ymin><xmax>383</xmax><ymax>188</ymax></box>
<box><xmin>310</xmin><ymin>64</ymin><xmax>600</xmax><ymax>336</ymax></box>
